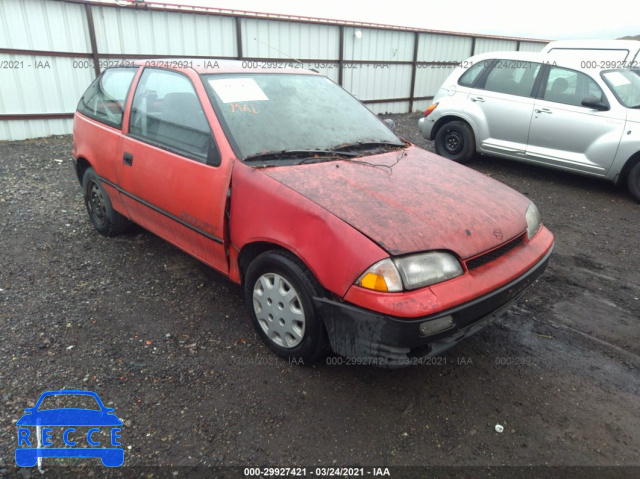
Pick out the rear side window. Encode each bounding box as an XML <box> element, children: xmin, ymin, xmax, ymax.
<box><xmin>543</xmin><ymin>66</ymin><xmax>605</xmax><ymax>107</ymax></box>
<box><xmin>77</xmin><ymin>68</ymin><xmax>137</xmax><ymax>129</ymax></box>
<box><xmin>129</xmin><ymin>69</ymin><xmax>213</xmax><ymax>163</ymax></box>
<box><xmin>458</xmin><ymin>60</ymin><xmax>490</xmax><ymax>87</ymax></box>
<box><xmin>483</xmin><ymin>60</ymin><xmax>541</xmax><ymax>97</ymax></box>
<box><xmin>601</xmin><ymin>69</ymin><xmax>640</xmax><ymax>108</ymax></box>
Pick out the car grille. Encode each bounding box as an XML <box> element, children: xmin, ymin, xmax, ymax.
<box><xmin>465</xmin><ymin>234</ymin><xmax>524</xmax><ymax>271</ymax></box>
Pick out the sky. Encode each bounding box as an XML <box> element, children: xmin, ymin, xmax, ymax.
<box><xmin>111</xmin><ymin>0</ymin><xmax>640</xmax><ymax>41</ymax></box>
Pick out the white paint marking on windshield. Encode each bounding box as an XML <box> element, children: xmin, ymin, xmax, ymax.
<box><xmin>209</xmin><ymin>78</ymin><xmax>269</xmax><ymax>103</ymax></box>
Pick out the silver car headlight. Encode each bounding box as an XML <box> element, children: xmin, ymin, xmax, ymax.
<box><xmin>526</xmin><ymin>202</ymin><xmax>542</xmax><ymax>240</ymax></box>
<box><xmin>394</xmin><ymin>252</ymin><xmax>464</xmax><ymax>290</ymax></box>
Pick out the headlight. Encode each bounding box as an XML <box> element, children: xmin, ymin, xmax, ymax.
<box><xmin>526</xmin><ymin>202</ymin><xmax>542</xmax><ymax>240</ymax></box>
<box><xmin>356</xmin><ymin>252</ymin><xmax>463</xmax><ymax>292</ymax></box>
<box><xmin>356</xmin><ymin>258</ymin><xmax>403</xmax><ymax>292</ymax></box>
<box><xmin>394</xmin><ymin>252</ymin><xmax>463</xmax><ymax>290</ymax></box>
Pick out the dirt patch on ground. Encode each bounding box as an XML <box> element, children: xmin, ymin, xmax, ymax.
<box><xmin>1</xmin><ymin>114</ymin><xmax>639</xmax><ymax>476</ymax></box>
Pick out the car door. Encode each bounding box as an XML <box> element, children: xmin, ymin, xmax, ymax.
<box><xmin>526</xmin><ymin>66</ymin><xmax>625</xmax><ymax>176</ymax></box>
<box><xmin>118</xmin><ymin>67</ymin><xmax>232</xmax><ymax>275</ymax></box>
<box><xmin>463</xmin><ymin>59</ymin><xmax>542</xmax><ymax>157</ymax></box>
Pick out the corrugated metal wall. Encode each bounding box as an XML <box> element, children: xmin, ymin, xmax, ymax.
<box><xmin>474</xmin><ymin>38</ymin><xmax>519</xmax><ymax>55</ymax></box>
<box><xmin>93</xmin><ymin>7</ymin><xmax>238</xmax><ymax>56</ymax></box>
<box><xmin>241</xmin><ymin>19</ymin><xmax>339</xmax><ymax>60</ymax></box>
<box><xmin>519</xmin><ymin>41</ymin><xmax>547</xmax><ymax>53</ymax></box>
<box><xmin>0</xmin><ymin>0</ymin><xmax>93</xmax><ymax>140</ymax></box>
<box><xmin>0</xmin><ymin>0</ymin><xmax>548</xmax><ymax>141</ymax></box>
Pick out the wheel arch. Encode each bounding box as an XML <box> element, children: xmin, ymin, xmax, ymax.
<box><xmin>237</xmin><ymin>242</ymin><xmax>282</xmax><ymax>284</ymax></box>
<box><xmin>75</xmin><ymin>156</ymin><xmax>92</xmax><ymax>185</ymax></box>
<box><xmin>237</xmin><ymin>242</ymin><xmax>326</xmax><ymax>293</ymax></box>
<box><xmin>431</xmin><ymin>115</ymin><xmax>477</xmax><ymax>143</ymax></box>
<box><xmin>615</xmin><ymin>151</ymin><xmax>640</xmax><ymax>186</ymax></box>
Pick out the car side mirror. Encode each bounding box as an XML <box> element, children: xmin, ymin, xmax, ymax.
<box><xmin>581</xmin><ymin>96</ymin><xmax>609</xmax><ymax>111</ymax></box>
<box><xmin>383</xmin><ymin>118</ymin><xmax>396</xmax><ymax>131</ymax></box>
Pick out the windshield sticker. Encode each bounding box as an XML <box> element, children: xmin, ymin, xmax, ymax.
<box><xmin>230</xmin><ymin>103</ymin><xmax>260</xmax><ymax>114</ymax></box>
<box><xmin>209</xmin><ymin>78</ymin><xmax>268</xmax><ymax>103</ymax></box>
<box><xmin>604</xmin><ymin>71</ymin><xmax>631</xmax><ymax>87</ymax></box>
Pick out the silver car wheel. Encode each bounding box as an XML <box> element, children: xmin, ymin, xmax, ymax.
<box><xmin>253</xmin><ymin>272</ymin><xmax>305</xmax><ymax>348</ymax></box>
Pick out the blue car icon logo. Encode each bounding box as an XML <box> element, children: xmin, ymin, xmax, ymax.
<box><xmin>16</xmin><ymin>390</ymin><xmax>123</xmax><ymax>467</ymax></box>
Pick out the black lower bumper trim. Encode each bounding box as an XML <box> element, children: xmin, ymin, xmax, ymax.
<box><xmin>316</xmin><ymin>245</ymin><xmax>553</xmax><ymax>367</ymax></box>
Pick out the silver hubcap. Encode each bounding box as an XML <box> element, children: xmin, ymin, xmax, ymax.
<box><xmin>253</xmin><ymin>273</ymin><xmax>305</xmax><ymax>348</ymax></box>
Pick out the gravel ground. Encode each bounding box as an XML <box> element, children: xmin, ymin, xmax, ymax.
<box><xmin>1</xmin><ymin>113</ymin><xmax>639</xmax><ymax>477</ymax></box>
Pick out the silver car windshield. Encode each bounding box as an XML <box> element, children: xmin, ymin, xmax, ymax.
<box><xmin>601</xmin><ymin>69</ymin><xmax>640</xmax><ymax>108</ymax></box>
<box><xmin>203</xmin><ymin>73</ymin><xmax>403</xmax><ymax>160</ymax></box>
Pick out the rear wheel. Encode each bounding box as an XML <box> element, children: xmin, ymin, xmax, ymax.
<box><xmin>82</xmin><ymin>167</ymin><xmax>130</xmax><ymax>236</ymax></box>
<box><xmin>434</xmin><ymin>120</ymin><xmax>475</xmax><ymax>163</ymax></box>
<box><xmin>627</xmin><ymin>161</ymin><xmax>640</xmax><ymax>202</ymax></box>
<box><xmin>244</xmin><ymin>250</ymin><xmax>329</xmax><ymax>363</ymax></box>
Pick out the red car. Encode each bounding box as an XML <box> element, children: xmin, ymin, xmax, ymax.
<box><xmin>72</xmin><ymin>60</ymin><xmax>554</xmax><ymax>367</ymax></box>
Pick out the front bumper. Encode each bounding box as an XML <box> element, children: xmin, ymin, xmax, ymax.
<box><xmin>316</xmin><ymin>245</ymin><xmax>553</xmax><ymax>368</ymax></box>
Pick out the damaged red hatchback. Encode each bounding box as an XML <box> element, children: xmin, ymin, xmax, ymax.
<box><xmin>72</xmin><ymin>60</ymin><xmax>554</xmax><ymax>367</ymax></box>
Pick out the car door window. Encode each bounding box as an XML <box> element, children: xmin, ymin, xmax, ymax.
<box><xmin>129</xmin><ymin>69</ymin><xmax>215</xmax><ymax>164</ymax></box>
<box><xmin>482</xmin><ymin>60</ymin><xmax>541</xmax><ymax>97</ymax></box>
<box><xmin>543</xmin><ymin>66</ymin><xmax>605</xmax><ymax>106</ymax></box>
<box><xmin>77</xmin><ymin>68</ymin><xmax>137</xmax><ymax>129</ymax></box>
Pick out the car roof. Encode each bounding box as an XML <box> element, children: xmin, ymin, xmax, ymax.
<box><xmin>465</xmin><ymin>51</ymin><xmax>603</xmax><ymax>73</ymax></box>
<box><xmin>124</xmin><ymin>58</ymin><xmax>318</xmax><ymax>75</ymax></box>
<box><xmin>468</xmin><ymin>51</ymin><xmax>553</xmax><ymax>63</ymax></box>
<box><xmin>542</xmin><ymin>39</ymin><xmax>640</xmax><ymax>52</ymax></box>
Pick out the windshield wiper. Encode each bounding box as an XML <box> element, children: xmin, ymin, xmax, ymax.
<box><xmin>331</xmin><ymin>140</ymin><xmax>406</xmax><ymax>152</ymax></box>
<box><xmin>244</xmin><ymin>149</ymin><xmax>360</xmax><ymax>163</ymax></box>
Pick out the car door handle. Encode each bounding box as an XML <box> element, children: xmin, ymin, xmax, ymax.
<box><xmin>123</xmin><ymin>152</ymin><xmax>133</xmax><ymax>166</ymax></box>
<box><xmin>534</xmin><ymin>108</ymin><xmax>552</xmax><ymax>114</ymax></box>
<box><xmin>470</xmin><ymin>97</ymin><xmax>485</xmax><ymax>102</ymax></box>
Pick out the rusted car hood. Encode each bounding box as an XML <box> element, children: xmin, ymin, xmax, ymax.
<box><xmin>262</xmin><ymin>146</ymin><xmax>530</xmax><ymax>259</ymax></box>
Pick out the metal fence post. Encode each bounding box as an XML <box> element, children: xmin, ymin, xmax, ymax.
<box><xmin>84</xmin><ymin>4</ymin><xmax>100</xmax><ymax>77</ymax></box>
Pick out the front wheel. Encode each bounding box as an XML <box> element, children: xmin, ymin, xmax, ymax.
<box><xmin>244</xmin><ymin>250</ymin><xmax>329</xmax><ymax>363</ymax></box>
<box><xmin>434</xmin><ymin>120</ymin><xmax>475</xmax><ymax>163</ymax></box>
<box><xmin>627</xmin><ymin>161</ymin><xmax>640</xmax><ymax>202</ymax></box>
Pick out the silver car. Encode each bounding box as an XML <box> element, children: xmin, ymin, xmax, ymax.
<box><xmin>418</xmin><ymin>51</ymin><xmax>640</xmax><ymax>202</ymax></box>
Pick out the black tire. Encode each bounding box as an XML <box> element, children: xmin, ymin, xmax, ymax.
<box><xmin>434</xmin><ymin>120</ymin><xmax>475</xmax><ymax>163</ymax></box>
<box><xmin>82</xmin><ymin>167</ymin><xmax>130</xmax><ymax>236</ymax></box>
<box><xmin>244</xmin><ymin>250</ymin><xmax>329</xmax><ymax>364</ymax></box>
<box><xmin>627</xmin><ymin>161</ymin><xmax>640</xmax><ymax>202</ymax></box>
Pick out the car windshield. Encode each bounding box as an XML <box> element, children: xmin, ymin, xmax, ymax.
<box><xmin>601</xmin><ymin>69</ymin><xmax>640</xmax><ymax>108</ymax></box>
<box><xmin>203</xmin><ymin>73</ymin><xmax>404</xmax><ymax>161</ymax></box>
